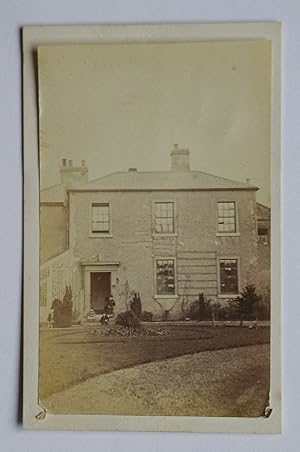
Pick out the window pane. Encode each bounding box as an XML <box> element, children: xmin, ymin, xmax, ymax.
<box><xmin>156</xmin><ymin>259</ymin><xmax>175</xmax><ymax>295</ymax></box>
<box><xmin>217</xmin><ymin>202</ymin><xmax>236</xmax><ymax>233</ymax></box>
<box><xmin>220</xmin><ymin>259</ymin><xmax>238</xmax><ymax>294</ymax></box>
<box><xmin>92</xmin><ymin>203</ymin><xmax>110</xmax><ymax>233</ymax></box>
<box><xmin>155</xmin><ymin>202</ymin><xmax>174</xmax><ymax>233</ymax></box>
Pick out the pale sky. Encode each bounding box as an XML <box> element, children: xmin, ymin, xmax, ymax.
<box><xmin>38</xmin><ymin>40</ymin><xmax>271</xmax><ymax>205</ymax></box>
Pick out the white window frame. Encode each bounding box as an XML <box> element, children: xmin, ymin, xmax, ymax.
<box><xmin>152</xmin><ymin>200</ymin><xmax>177</xmax><ymax>237</ymax></box>
<box><xmin>216</xmin><ymin>200</ymin><xmax>240</xmax><ymax>237</ymax></box>
<box><xmin>217</xmin><ymin>256</ymin><xmax>241</xmax><ymax>298</ymax></box>
<box><xmin>89</xmin><ymin>202</ymin><xmax>113</xmax><ymax>238</ymax></box>
<box><xmin>154</xmin><ymin>257</ymin><xmax>178</xmax><ymax>299</ymax></box>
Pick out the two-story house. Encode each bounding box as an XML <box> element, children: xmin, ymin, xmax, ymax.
<box><xmin>40</xmin><ymin>145</ymin><xmax>264</xmax><ymax>321</ymax></box>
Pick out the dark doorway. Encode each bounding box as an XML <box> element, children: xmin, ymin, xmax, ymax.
<box><xmin>90</xmin><ymin>272</ymin><xmax>111</xmax><ymax>314</ymax></box>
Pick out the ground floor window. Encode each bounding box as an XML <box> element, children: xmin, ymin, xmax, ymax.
<box><xmin>219</xmin><ymin>259</ymin><xmax>238</xmax><ymax>294</ymax></box>
<box><xmin>156</xmin><ymin>259</ymin><xmax>175</xmax><ymax>295</ymax></box>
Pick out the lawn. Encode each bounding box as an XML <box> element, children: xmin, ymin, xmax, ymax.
<box><xmin>39</xmin><ymin>323</ymin><xmax>270</xmax><ymax>402</ymax></box>
<box><xmin>43</xmin><ymin>344</ymin><xmax>270</xmax><ymax>417</ymax></box>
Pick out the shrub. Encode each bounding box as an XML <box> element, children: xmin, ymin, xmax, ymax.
<box><xmin>51</xmin><ymin>286</ymin><xmax>73</xmax><ymax>328</ymax></box>
<box><xmin>115</xmin><ymin>310</ymin><xmax>141</xmax><ymax>330</ymax></box>
<box><xmin>236</xmin><ymin>284</ymin><xmax>262</xmax><ymax>324</ymax></box>
<box><xmin>188</xmin><ymin>295</ymin><xmax>210</xmax><ymax>321</ymax></box>
<box><xmin>51</xmin><ymin>298</ymin><xmax>63</xmax><ymax>328</ymax></box>
<box><xmin>62</xmin><ymin>285</ymin><xmax>73</xmax><ymax>327</ymax></box>
<box><xmin>188</xmin><ymin>300</ymin><xmax>201</xmax><ymax>320</ymax></box>
<box><xmin>130</xmin><ymin>293</ymin><xmax>142</xmax><ymax>318</ymax></box>
<box><xmin>140</xmin><ymin>311</ymin><xmax>153</xmax><ymax>322</ymax></box>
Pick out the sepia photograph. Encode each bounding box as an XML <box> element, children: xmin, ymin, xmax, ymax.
<box><xmin>22</xmin><ymin>23</ymin><xmax>281</xmax><ymax>432</ymax></box>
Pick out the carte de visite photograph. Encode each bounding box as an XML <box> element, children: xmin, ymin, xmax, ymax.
<box><xmin>23</xmin><ymin>23</ymin><xmax>281</xmax><ymax>432</ymax></box>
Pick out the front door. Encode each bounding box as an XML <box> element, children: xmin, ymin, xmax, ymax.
<box><xmin>90</xmin><ymin>272</ymin><xmax>111</xmax><ymax>314</ymax></box>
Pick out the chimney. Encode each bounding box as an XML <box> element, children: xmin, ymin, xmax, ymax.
<box><xmin>128</xmin><ymin>168</ymin><xmax>137</xmax><ymax>172</ymax></box>
<box><xmin>60</xmin><ymin>159</ymin><xmax>88</xmax><ymax>188</ymax></box>
<box><xmin>170</xmin><ymin>144</ymin><xmax>190</xmax><ymax>172</ymax></box>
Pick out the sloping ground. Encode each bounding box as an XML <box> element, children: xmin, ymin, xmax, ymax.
<box><xmin>43</xmin><ymin>344</ymin><xmax>270</xmax><ymax>417</ymax></box>
<box><xmin>39</xmin><ymin>325</ymin><xmax>270</xmax><ymax>400</ymax></box>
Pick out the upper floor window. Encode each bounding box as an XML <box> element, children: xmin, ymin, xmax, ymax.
<box><xmin>91</xmin><ymin>203</ymin><xmax>110</xmax><ymax>233</ymax></box>
<box><xmin>219</xmin><ymin>259</ymin><xmax>238</xmax><ymax>294</ymax></box>
<box><xmin>217</xmin><ymin>202</ymin><xmax>236</xmax><ymax>233</ymax></box>
<box><xmin>156</xmin><ymin>259</ymin><xmax>175</xmax><ymax>295</ymax></box>
<box><xmin>154</xmin><ymin>202</ymin><xmax>174</xmax><ymax>234</ymax></box>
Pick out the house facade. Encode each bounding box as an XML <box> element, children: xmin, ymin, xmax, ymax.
<box><xmin>40</xmin><ymin>146</ymin><xmax>269</xmax><ymax>321</ymax></box>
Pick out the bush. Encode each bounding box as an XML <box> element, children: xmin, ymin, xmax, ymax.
<box><xmin>51</xmin><ymin>286</ymin><xmax>73</xmax><ymax>328</ymax></box>
<box><xmin>188</xmin><ymin>295</ymin><xmax>210</xmax><ymax>321</ymax></box>
<box><xmin>115</xmin><ymin>310</ymin><xmax>141</xmax><ymax>330</ymax></box>
<box><xmin>140</xmin><ymin>311</ymin><xmax>153</xmax><ymax>322</ymax></box>
<box><xmin>188</xmin><ymin>300</ymin><xmax>201</xmax><ymax>320</ymax></box>
<box><xmin>130</xmin><ymin>293</ymin><xmax>142</xmax><ymax>318</ymax></box>
<box><xmin>51</xmin><ymin>298</ymin><xmax>63</xmax><ymax>327</ymax></box>
<box><xmin>236</xmin><ymin>284</ymin><xmax>262</xmax><ymax>323</ymax></box>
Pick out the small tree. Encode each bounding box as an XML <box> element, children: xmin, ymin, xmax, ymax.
<box><xmin>63</xmin><ymin>285</ymin><xmax>73</xmax><ymax>327</ymax></box>
<box><xmin>236</xmin><ymin>284</ymin><xmax>261</xmax><ymax>326</ymax></box>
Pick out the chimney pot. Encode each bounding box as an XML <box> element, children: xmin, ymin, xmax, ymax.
<box><xmin>68</xmin><ymin>160</ymin><xmax>73</xmax><ymax>167</ymax></box>
<box><xmin>62</xmin><ymin>158</ymin><xmax>67</xmax><ymax>167</ymax></box>
<box><xmin>128</xmin><ymin>168</ymin><xmax>137</xmax><ymax>172</ymax></box>
<box><xmin>81</xmin><ymin>160</ymin><xmax>86</xmax><ymax>167</ymax></box>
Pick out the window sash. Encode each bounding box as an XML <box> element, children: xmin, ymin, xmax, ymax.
<box><xmin>91</xmin><ymin>203</ymin><xmax>110</xmax><ymax>233</ymax></box>
<box><xmin>155</xmin><ymin>202</ymin><xmax>174</xmax><ymax>233</ymax></box>
<box><xmin>219</xmin><ymin>259</ymin><xmax>238</xmax><ymax>294</ymax></box>
<box><xmin>218</xmin><ymin>202</ymin><xmax>236</xmax><ymax>233</ymax></box>
<box><xmin>156</xmin><ymin>259</ymin><xmax>175</xmax><ymax>295</ymax></box>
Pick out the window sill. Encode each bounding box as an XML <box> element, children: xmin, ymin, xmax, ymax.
<box><xmin>216</xmin><ymin>232</ymin><xmax>240</xmax><ymax>237</ymax></box>
<box><xmin>89</xmin><ymin>233</ymin><xmax>113</xmax><ymax>238</ymax></box>
<box><xmin>154</xmin><ymin>295</ymin><xmax>179</xmax><ymax>299</ymax></box>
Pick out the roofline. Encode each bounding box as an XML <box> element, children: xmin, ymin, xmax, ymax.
<box><xmin>40</xmin><ymin>183</ymin><xmax>63</xmax><ymax>192</ymax></box>
<box><xmin>67</xmin><ymin>187</ymin><xmax>259</xmax><ymax>193</ymax></box>
<box><xmin>85</xmin><ymin>170</ymin><xmax>256</xmax><ymax>187</ymax></box>
<box><xmin>256</xmin><ymin>202</ymin><xmax>271</xmax><ymax>210</ymax></box>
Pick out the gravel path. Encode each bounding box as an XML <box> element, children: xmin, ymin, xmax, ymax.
<box><xmin>43</xmin><ymin>344</ymin><xmax>269</xmax><ymax>417</ymax></box>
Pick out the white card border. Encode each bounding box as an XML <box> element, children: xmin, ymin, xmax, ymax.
<box><xmin>22</xmin><ymin>22</ymin><xmax>281</xmax><ymax>433</ymax></box>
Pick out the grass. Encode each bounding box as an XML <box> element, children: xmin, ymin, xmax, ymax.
<box><xmin>39</xmin><ymin>323</ymin><xmax>269</xmax><ymax>402</ymax></box>
<box><xmin>44</xmin><ymin>344</ymin><xmax>270</xmax><ymax>417</ymax></box>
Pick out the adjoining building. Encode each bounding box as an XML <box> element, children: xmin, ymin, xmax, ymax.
<box><xmin>40</xmin><ymin>146</ymin><xmax>270</xmax><ymax>321</ymax></box>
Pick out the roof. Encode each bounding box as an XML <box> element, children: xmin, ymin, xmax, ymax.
<box><xmin>67</xmin><ymin>171</ymin><xmax>258</xmax><ymax>192</ymax></box>
<box><xmin>40</xmin><ymin>184</ymin><xmax>65</xmax><ymax>203</ymax></box>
